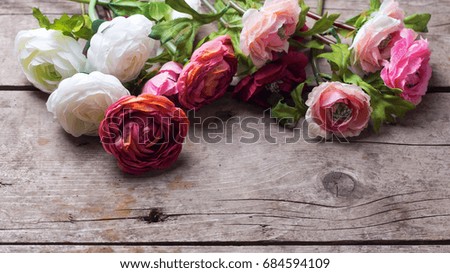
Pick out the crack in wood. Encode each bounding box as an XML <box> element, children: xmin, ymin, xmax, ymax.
<box><xmin>348</xmin><ymin>191</ymin><xmax>428</xmax><ymax>209</ymax></box>
<box><xmin>382</xmin><ymin>197</ymin><xmax>450</xmax><ymax>208</ymax></box>
<box><xmin>219</xmin><ymin>198</ymin><xmax>345</xmax><ymax>209</ymax></box>
<box><xmin>350</xmin><ymin>141</ymin><xmax>450</xmax><ymax>147</ymax></box>
<box><xmin>0</xmin><ymin>182</ymin><xmax>13</xmax><ymax>187</ymax></box>
<box><xmin>296</xmin><ymin>214</ymin><xmax>450</xmax><ymax>231</ymax></box>
<box><xmin>1</xmin><ymin>240</ymin><xmax>450</xmax><ymax>246</ymax></box>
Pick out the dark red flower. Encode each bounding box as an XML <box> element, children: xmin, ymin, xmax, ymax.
<box><xmin>99</xmin><ymin>94</ymin><xmax>189</xmax><ymax>175</ymax></box>
<box><xmin>233</xmin><ymin>50</ymin><xmax>308</xmax><ymax>108</ymax></box>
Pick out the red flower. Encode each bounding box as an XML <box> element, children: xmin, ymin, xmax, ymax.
<box><xmin>99</xmin><ymin>94</ymin><xmax>189</xmax><ymax>175</ymax></box>
<box><xmin>177</xmin><ymin>35</ymin><xmax>238</xmax><ymax>110</ymax></box>
<box><xmin>233</xmin><ymin>50</ymin><xmax>308</xmax><ymax>108</ymax></box>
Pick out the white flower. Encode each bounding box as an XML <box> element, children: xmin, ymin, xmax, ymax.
<box><xmin>46</xmin><ymin>72</ymin><xmax>130</xmax><ymax>137</ymax></box>
<box><xmin>171</xmin><ymin>0</ymin><xmax>202</xmax><ymax>19</ymax></box>
<box><xmin>14</xmin><ymin>28</ymin><xmax>87</xmax><ymax>93</ymax></box>
<box><xmin>87</xmin><ymin>15</ymin><xmax>158</xmax><ymax>83</ymax></box>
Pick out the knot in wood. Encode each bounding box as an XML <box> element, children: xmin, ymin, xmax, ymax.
<box><xmin>322</xmin><ymin>171</ymin><xmax>356</xmax><ymax>197</ymax></box>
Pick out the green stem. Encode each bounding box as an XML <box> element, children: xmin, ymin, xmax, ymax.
<box><xmin>310</xmin><ymin>51</ymin><xmax>321</xmax><ymax>85</ymax></box>
<box><xmin>317</xmin><ymin>0</ymin><xmax>324</xmax><ymax>16</ymax></box>
<box><xmin>69</xmin><ymin>0</ymin><xmax>108</xmax><ymax>6</ymax></box>
<box><xmin>227</xmin><ymin>0</ymin><xmax>245</xmax><ymax>15</ymax></box>
<box><xmin>201</xmin><ymin>0</ymin><xmax>231</xmax><ymax>28</ymax></box>
<box><xmin>88</xmin><ymin>0</ymin><xmax>99</xmax><ymax>21</ymax></box>
<box><xmin>165</xmin><ymin>42</ymin><xmax>177</xmax><ymax>56</ymax></box>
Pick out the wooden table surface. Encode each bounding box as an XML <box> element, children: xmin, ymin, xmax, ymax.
<box><xmin>0</xmin><ymin>0</ymin><xmax>449</xmax><ymax>253</ymax></box>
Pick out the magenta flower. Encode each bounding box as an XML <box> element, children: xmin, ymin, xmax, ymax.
<box><xmin>381</xmin><ymin>28</ymin><xmax>432</xmax><ymax>105</ymax></box>
<box><xmin>142</xmin><ymin>61</ymin><xmax>183</xmax><ymax>97</ymax></box>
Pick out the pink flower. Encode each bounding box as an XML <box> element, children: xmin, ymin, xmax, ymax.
<box><xmin>142</xmin><ymin>62</ymin><xmax>183</xmax><ymax>97</ymax></box>
<box><xmin>305</xmin><ymin>82</ymin><xmax>372</xmax><ymax>138</ymax></box>
<box><xmin>99</xmin><ymin>94</ymin><xmax>189</xmax><ymax>175</ymax></box>
<box><xmin>240</xmin><ymin>0</ymin><xmax>300</xmax><ymax>67</ymax></box>
<box><xmin>233</xmin><ymin>50</ymin><xmax>308</xmax><ymax>108</ymax></box>
<box><xmin>381</xmin><ymin>29</ymin><xmax>432</xmax><ymax>105</ymax></box>
<box><xmin>376</xmin><ymin>0</ymin><xmax>405</xmax><ymax>21</ymax></box>
<box><xmin>177</xmin><ymin>35</ymin><xmax>237</xmax><ymax>110</ymax></box>
<box><xmin>350</xmin><ymin>14</ymin><xmax>403</xmax><ymax>73</ymax></box>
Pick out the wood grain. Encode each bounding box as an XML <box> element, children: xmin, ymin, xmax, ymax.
<box><xmin>2</xmin><ymin>245</ymin><xmax>450</xmax><ymax>253</ymax></box>
<box><xmin>0</xmin><ymin>0</ymin><xmax>81</xmax><ymax>15</ymax></box>
<box><xmin>0</xmin><ymin>91</ymin><xmax>449</xmax><ymax>244</ymax></box>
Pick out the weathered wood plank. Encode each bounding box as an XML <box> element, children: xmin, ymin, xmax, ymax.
<box><xmin>2</xmin><ymin>245</ymin><xmax>450</xmax><ymax>253</ymax></box>
<box><xmin>0</xmin><ymin>91</ymin><xmax>449</xmax><ymax>243</ymax></box>
<box><xmin>0</xmin><ymin>0</ymin><xmax>80</xmax><ymax>15</ymax></box>
<box><xmin>1</xmin><ymin>0</ymin><xmax>450</xmax><ymax>87</ymax></box>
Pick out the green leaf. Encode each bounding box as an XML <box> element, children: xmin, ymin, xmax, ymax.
<box><xmin>291</xmin><ymin>83</ymin><xmax>308</xmax><ymax>116</ymax></box>
<box><xmin>166</xmin><ymin>0</ymin><xmax>229</xmax><ymax>24</ymax></box>
<box><xmin>32</xmin><ymin>8</ymin><xmax>93</xmax><ymax>40</ymax></box>
<box><xmin>146</xmin><ymin>50</ymin><xmax>173</xmax><ymax>64</ymax></box>
<box><xmin>369</xmin><ymin>92</ymin><xmax>416</xmax><ymax>132</ymax></box>
<box><xmin>404</xmin><ymin>13</ymin><xmax>431</xmax><ymax>32</ymax></box>
<box><xmin>108</xmin><ymin>0</ymin><xmax>146</xmax><ymax>17</ymax></box>
<box><xmin>297</xmin><ymin>0</ymin><xmax>310</xmax><ymax>31</ymax></box>
<box><xmin>92</xmin><ymin>19</ymin><xmax>106</xmax><ymax>34</ymax></box>
<box><xmin>370</xmin><ymin>0</ymin><xmax>381</xmax><ymax>10</ymax></box>
<box><xmin>144</xmin><ymin>2</ymin><xmax>172</xmax><ymax>21</ymax></box>
<box><xmin>343</xmin><ymin>71</ymin><xmax>415</xmax><ymax>132</ymax></box>
<box><xmin>328</xmin><ymin>27</ymin><xmax>342</xmax><ymax>43</ymax></box>
<box><xmin>318</xmin><ymin>43</ymin><xmax>351</xmax><ymax>77</ymax></box>
<box><xmin>150</xmin><ymin>18</ymin><xmax>201</xmax><ymax>63</ymax></box>
<box><xmin>32</xmin><ymin>8</ymin><xmax>51</xmax><ymax>28</ymax></box>
<box><xmin>53</xmin><ymin>14</ymin><xmax>93</xmax><ymax>40</ymax></box>
<box><xmin>271</xmin><ymin>83</ymin><xmax>307</xmax><ymax>127</ymax></box>
<box><xmin>108</xmin><ymin>1</ymin><xmax>172</xmax><ymax>21</ymax></box>
<box><xmin>297</xmin><ymin>12</ymin><xmax>340</xmax><ymax>37</ymax></box>
<box><xmin>271</xmin><ymin>102</ymin><xmax>301</xmax><ymax>127</ymax></box>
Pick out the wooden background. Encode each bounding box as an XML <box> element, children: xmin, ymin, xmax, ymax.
<box><xmin>0</xmin><ymin>0</ymin><xmax>449</xmax><ymax>252</ymax></box>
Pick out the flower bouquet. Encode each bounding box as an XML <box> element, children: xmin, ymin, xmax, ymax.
<box><xmin>15</xmin><ymin>0</ymin><xmax>432</xmax><ymax>174</ymax></box>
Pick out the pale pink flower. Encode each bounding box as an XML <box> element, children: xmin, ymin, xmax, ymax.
<box><xmin>240</xmin><ymin>0</ymin><xmax>300</xmax><ymax>67</ymax></box>
<box><xmin>350</xmin><ymin>14</ymin><xmax>403</xmax><ymax>73</ymax></box>
<box><xmin>305</xmin><ymin>82</ymin><xmax>372</xmax><ymax>139</ymax></box>
<box><xmin>375</xmin><ymin>0</ymin><xmax>405</xmax><ymax>21</ymax></box>
<box><xmin>381</xmin><ymin>28</ymin><xmax>432</xmax><ymax>105</ymax></box>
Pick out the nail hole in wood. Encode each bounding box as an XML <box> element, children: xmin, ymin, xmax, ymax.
<box><xmin>141</xmin><ymin>208</ymin><xmax>166</xmax><ymax>224</ymax></box>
